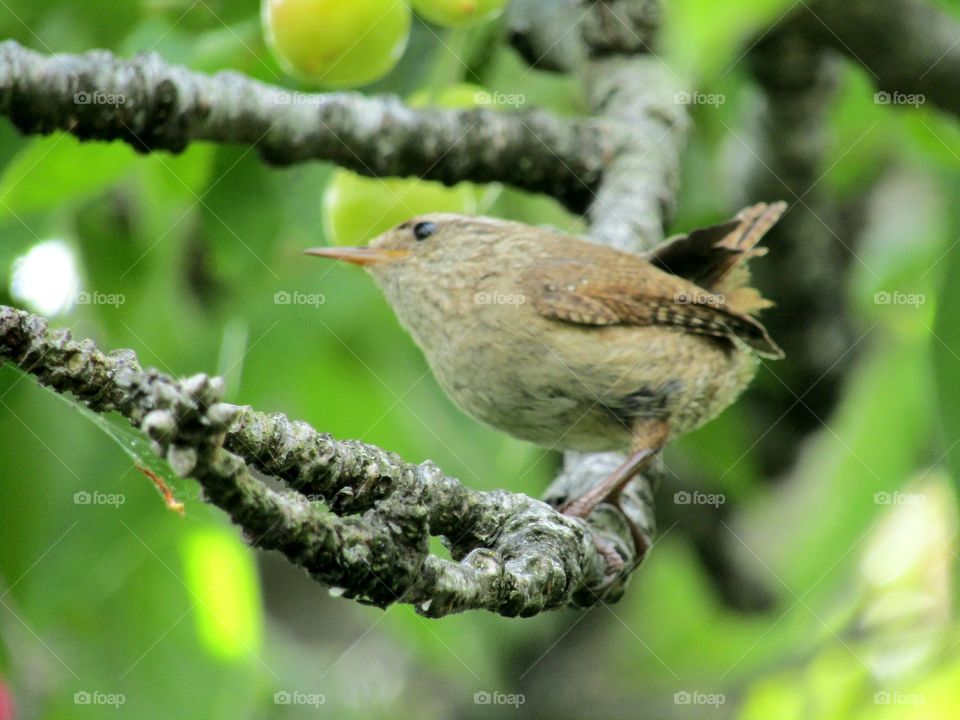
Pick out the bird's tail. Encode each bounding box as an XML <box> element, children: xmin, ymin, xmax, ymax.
<box><xmin>712</xmin><ymin>201</ymin><xmax>787</xmax><ymax>315</ymax></box>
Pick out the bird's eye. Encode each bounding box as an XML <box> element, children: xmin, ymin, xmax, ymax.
<box><xmin>413</xmin><ymin>221</ymin><xmax>437</xmax><ymax>241</ymax></box>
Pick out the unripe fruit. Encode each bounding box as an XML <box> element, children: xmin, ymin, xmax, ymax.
<box><xmin>262</xmin><ymin>0</ymin><xmax>411</xmax><ymax>88</ymax></box>
<box><xmin>323</xmin><ymin>173</ymin><xmax>477</xmax><ymax>246</ymax></box>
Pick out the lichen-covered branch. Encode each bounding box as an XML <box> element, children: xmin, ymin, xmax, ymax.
<box><xmin>0</xmin><ymin>304</ymin><xmax>619</xmax><ymax>617</ymax></box>
<box><xmin>508</xmin><ymin>0</ymin><xmax>687</xmax><ymax>250</ymax></box>
<box><xmin>506</xmin><ymin>0</ymin><xmax>661</xmax><ymax>72</ymax></box>
<box><xmin>0</xmin><ymin>40</ymin><xmax>614</xmax><ymax>212</ymax></box>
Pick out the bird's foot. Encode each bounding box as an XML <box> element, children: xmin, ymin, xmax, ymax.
<box><xmin>560</xmin><ymin>498</ymin><xmax>647</xmax><ymax>574</ymax></box>
<box><xmin>591</xmin><ymin>534</ymin><xmax>625</xmax><ymax>574</ymax></box>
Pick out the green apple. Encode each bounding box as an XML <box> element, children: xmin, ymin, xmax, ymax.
<box><xmin>262</xmin><ymin>0</ymin><xmax>411</xmax><ymax>88</ymax></box>
<box><xmin>323</xmin><ymin>172</ymin><xmax>477</xmax><ymax>246</ymax></box>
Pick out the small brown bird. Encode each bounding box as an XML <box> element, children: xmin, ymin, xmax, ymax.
<box><xmin>306</xmin><ymin>202</ymin><xmax>786</xmax><ymax>567</ymax></box>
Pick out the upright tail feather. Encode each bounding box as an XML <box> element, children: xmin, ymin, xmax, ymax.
<box><xmin>712</xmin><ymin>201</ymin><xmax>786</xmax><ymax>315</ymax></box>
<box><xmin>728</xmin><ymin>202</ymin><xmax>788</xmax><ymax>254</ymax></box>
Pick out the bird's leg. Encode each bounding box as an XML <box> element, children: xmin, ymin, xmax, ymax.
<box><xmin>560</xmin><ymin>420</ymin><xmax>669</xmax><ymax>567</ymax></box>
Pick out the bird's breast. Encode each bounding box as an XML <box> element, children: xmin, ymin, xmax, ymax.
<box><xmin>375</xmin><ymin>266</ymin><xmax>760</xmax><ymax>451</ymax></box>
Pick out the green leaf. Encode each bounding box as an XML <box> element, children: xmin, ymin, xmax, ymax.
<box><xmin>4</xmin><ymin>363</ymin><xmax>191</xmax><ymax>504</ymax></box>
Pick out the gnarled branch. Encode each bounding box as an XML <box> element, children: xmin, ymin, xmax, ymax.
<box><xmin>0</xmin><ymin>40</ymin><xmax>616</xmax><ymax>212</ymax></box>
<box><xmin>0</xmin><ymin>304</ymin><xmax>632</xmax><ymax>617</ymax></box>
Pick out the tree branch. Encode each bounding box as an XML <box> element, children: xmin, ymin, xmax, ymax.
<box><xmin>743</xmin><ymin>28</ymin><xmax>858</xmax><ymax>476</ymax></box>
<box><xmin>0</xmin><ymin>40</ymin><xmax>615</xmax><ymax>213</ymax></box>
<box><xmin>506</xmin><ymin>0</ymin><xmax>661</xmax><ymax>72</ymax></box>
<box><xmin>0</xmin><ymin>304</ymin><xmax>624</xmax><ymax>617</ymax></box>
<box><xmin>796</xmin><ymin>0</ymin><xmax>960</xmax><ymax>117</ymax></box>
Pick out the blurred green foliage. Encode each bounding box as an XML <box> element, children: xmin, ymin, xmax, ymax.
<box><xmin>0</xmin><ymin>1</ymin><xmax>958</xmax><ymax>719</ymax></box>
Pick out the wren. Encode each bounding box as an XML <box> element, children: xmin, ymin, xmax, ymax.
<box><xmin>306</xmin><ymin>202</ymin><xmax>786</xmax><ymax>569</ymax></box>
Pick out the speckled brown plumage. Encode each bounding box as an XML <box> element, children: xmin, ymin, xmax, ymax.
<box><xmin>306</xmin><ymin>202</ymin><xmax>787</xmax><ymax>566</ymax></box>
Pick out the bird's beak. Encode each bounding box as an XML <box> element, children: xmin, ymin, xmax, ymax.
<box><xmin>303</xmin><ymin>246</ymin><xmax>410</xmax><ymax>266</ymax></box>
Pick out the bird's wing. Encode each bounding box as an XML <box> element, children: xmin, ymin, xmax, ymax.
<box><xmin>521</xmin><ymin>243</ymin><xmax>783</xmax><ymax>359</ymax></box>
<box><xmin>643</xmin><ymin>202</ymin><xmax>787</xmax><ymax>315</ymax></box>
